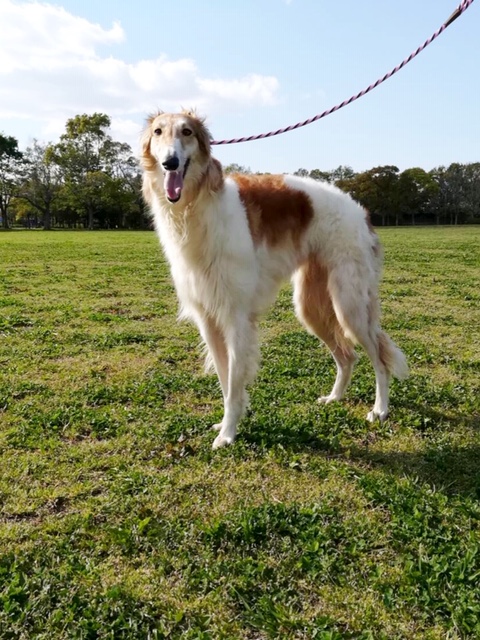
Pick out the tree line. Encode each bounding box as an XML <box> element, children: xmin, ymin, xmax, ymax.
<box><xmin>1</xmin><ymin>113</ymin><xmax>147</xmax><ymax>230</ymax></box>
<box><xmin>227</xmin><ymin>162</ymin><xmax>480</xmax><ymax>226</ymax></box>
<box><xmin>293</xmin><ymin>164</ymin><xmax>480</xmax><ymax>226</ymax></box>
<box><xmin>1</xmin><ymin>114</ymin><xmax>479</xmax><ymax>230</ymax></box>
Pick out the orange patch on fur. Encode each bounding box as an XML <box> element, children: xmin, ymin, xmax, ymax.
<box><xmin>297</xmin><ymin>255</ymin><xmax>352</xmax><ymax>356</ymax></box>
<box><xmin>233</xmin><ymin>174</ymin><xmax>313</xmax><ymax>247</ymax></box>
<box><xmin>378</xmin><ymin>331</ymin><xmax>391</xmax><ymax>371</ymax></box>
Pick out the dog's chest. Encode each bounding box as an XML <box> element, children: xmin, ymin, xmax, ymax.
<box><xmin>170</xmin><ymin>240</ymin><xmax>241</xmax><ymax>312</ymax></box>
<box><xmin>157</xmin><ymin>200</ymin><xmax>255</xmax><ymax>315</ymax></box>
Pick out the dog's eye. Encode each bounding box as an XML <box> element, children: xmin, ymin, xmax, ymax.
<box><xmin>182</xmin><ymin>128</ymin><xmax>192</xmax><ymax>136</ymax></box>
<box><xmin>153</xmin><ymin>128</ymin><xmax>162</xmax><ymax>136</ymax></box>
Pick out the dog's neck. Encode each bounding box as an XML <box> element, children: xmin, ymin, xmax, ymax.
<box><xmin>146</xmin><ymin>157</ymin><xmax>224</xmax><ymax>248</ymax></box>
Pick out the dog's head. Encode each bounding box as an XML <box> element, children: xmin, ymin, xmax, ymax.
<box><xmin>141</xmin><ymin>109</ymin><xmax>211</xmax><ymax>204</ymax></box>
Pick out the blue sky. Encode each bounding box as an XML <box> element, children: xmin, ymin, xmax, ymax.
<box><xmin>1</xmin><ymin>0</ymin><xmax>478</xmax><ymax>174</ymax></box>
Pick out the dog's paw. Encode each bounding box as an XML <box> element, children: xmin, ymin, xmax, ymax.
<box><xmin>317</xmin><ymin>394</ymin><xmax>340</xmax><ymax>405</ymax></box>
<box><xmin>211</xmin><ymin>422</ymin><xmax>223</xmax><ymax>432</ymax></box>
<box><xmin>366</xmin><ymin>409</ymin><xmax>389</xmax><ymax>423</ymax></box>
<box><xmin>212</xmin><ymin>433</ymin><xmax>234</xmax><ymax>449</ymax></box>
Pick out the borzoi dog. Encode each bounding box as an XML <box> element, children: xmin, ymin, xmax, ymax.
<box><xmin>141</xmin><ymin>110</ymin><xmax>408</xmax><ymax>449</ymax></box>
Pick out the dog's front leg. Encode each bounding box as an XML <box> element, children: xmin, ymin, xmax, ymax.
<box><xmin>197</xmin><ymin>315</ymin><xmax>228</xmax><ymax>398</ymax></box>
<box><xmin>212</xmin><ymin>313</ymin><xmax>253</xmax><ymax>449</ymax></box>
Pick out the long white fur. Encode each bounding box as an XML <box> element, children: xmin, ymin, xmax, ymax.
<box><xmin>141</xmin><ymin>111</ymin><xmax>408</xmax><ymax>449</ymax></box>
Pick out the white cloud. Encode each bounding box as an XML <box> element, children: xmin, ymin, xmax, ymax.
<box><xmin>110</xmin><ymin>117</ymin><xmax>144</xmax><ymax>153</ymax></box>
<box><xmin>197</xmin><ymin>75</ymin><xmax>279</xmax><ymax>107</ymax></box>
<box><xmin>0</xmin><ymin>1</ymin><xmax>124</xmax><ymax>72</ymax></box>
<box><xmin>0</xmin><ymin>0</ymin><xmax>279</xmax><ymax>147</ymax></box>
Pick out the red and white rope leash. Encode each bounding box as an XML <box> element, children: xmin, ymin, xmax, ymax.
<box><xmin>211</xmin><ymin>0</ymin><xmax>475</xmax><ymax>146</ymax></box>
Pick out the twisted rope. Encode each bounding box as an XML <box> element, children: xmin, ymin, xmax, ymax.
<box><xmin>211</xmin><ymin>0</ymin><xmax>475</xmax><ymax>145</ymax></box>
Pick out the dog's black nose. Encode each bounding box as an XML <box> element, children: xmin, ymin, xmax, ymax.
<box><xmin>162</xmin><ymin>156</ymin><xmax>179</xmax><ymax>171</ymax></box>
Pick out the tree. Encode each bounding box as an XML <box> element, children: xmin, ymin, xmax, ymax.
<box><xmin>19</xmin><ymin>140</ymin><xmax>62</xmax><ymax>230</ymax></box>
<box><xmin>49</xmin><ymin>113</ymin><xmax>114</xmax><ymax>229</ymax></box>
<box><xmin>429</xmin><ymin>163</ymin><xmax>480</xmax><ymax>225</ymax></box>
<box><xmin>0</xmin><ymin>134</ymin><xmax>23</xmax><ymax>229</ymax></box>
<box><xmin>309</xmin><ymin>169</ymin><xmax>332</xmax><ymax>182</ymax></box>
<box><xmin>337</xmin><ymin>166</ymin><xmax>400</xmax><ymax>226</ymax></box>
<box><xmin>224</xmin><ymin>163</ymin><xmax>251</xmax><ymax>174</ymax></box>
<box><xmin>463</xmin><ymin>163</ymin><xmax>480</xmax><ymax>223</ymax></box>
<box><xmin>293</xmin><ymin>168</ymin><xmax>309</xmax><ymax>178</ymax></box>
<box><xmin>104</xmin><ymin>140</ymin><xmax>148</xmax><ymax>227</ymax></box>
<box><xmin>397</xmin><ymin>168</ymin><xmax>438</xmax><ymax>225</ymax></box>
<box><xmin>330</xmin><ymin>165</ymin><xmax>355</xmax><ymax>183</ymax></box>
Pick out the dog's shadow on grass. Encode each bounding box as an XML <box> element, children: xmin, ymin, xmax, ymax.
<box><xmin>350</xmin><ymin>403</ymin><xmax>480</xmax><ymax>499</ymax></box>
<box><xmin>240</xmin><ymin>399</ymin><xmax>356</xmax><ymax>455</ymax></box>
<box><xmin>240</xmin><ymin>399</ymin><xmax>480</xmax><ymax>499</ymax></box>
<box><xmin>354</xmin><ymin>442</ymin><xmax>480</xmax><ymax>499</ymax></box>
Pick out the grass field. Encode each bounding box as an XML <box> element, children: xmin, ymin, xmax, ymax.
<box><xmin>0</xmin><ymin>227</ymin><xmax>479</xmax><ymax>639</ymax></box>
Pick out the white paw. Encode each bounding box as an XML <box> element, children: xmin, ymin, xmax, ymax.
<box><xmin>366</xmin><ymin>410</ymin><xmax>389</xmax><ymax>423</ymax></box>
<box><xmin>212</xmin><ymin>433</ymin><xmax>234</xmax><ymax>449</ymax></box>
<box><xmin>211</xmin><ymin>422</ymin><xmax>223</xmax><ymax>432</ymax></box>
<box><xmin>317</xmin><ymin>395</ymin><xmax>340</xmax><ymax>405</ymax></box>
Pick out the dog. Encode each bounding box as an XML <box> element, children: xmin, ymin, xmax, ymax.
<box><xmin>140</xmin><ymin>109</ymin><xmax>408</xmax><ymax>449</ymax></box>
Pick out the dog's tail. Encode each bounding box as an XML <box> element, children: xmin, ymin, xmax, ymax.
<box><xmin>379</xmin><ymin>332</ymin><xmax>409</xmax><ymax>380</ymax></box>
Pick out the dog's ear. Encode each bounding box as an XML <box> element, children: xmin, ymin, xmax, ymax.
<box><xmin>193</xmin><ymin>116</ymin><xmax>212</xmax><ymax>159</ymax></box>
<box><xmin>181</xmin><ymin>107</ymin><xmax>200</xmax><ymax>119</ymax></box>
<box><xmin>206</xmin><ymin>157</ymin><xmax>224</xmax><ymax>194</ymax></box>
<box><xmin>140</xmin><ymin>115</ymin><xmax>157</xmax><ymax>171</ymax></box>
<box><xmin>196</xmin><ymin>120</ymin><xmax>212</xmax><ymax>159</ymax></box>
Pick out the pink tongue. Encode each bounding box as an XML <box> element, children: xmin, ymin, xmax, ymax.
<box><xmin>164</xmin><ymin>171</ymin><xmax>183</xmax><ymax>201</ymax></box>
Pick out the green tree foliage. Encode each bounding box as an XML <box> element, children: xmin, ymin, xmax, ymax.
<box><xmin>295</xmin><ymin>166</ymin><xmax>354</xmax><ymax>184</ymax></box>
<box><xmin>49</xmin><ymin>114</ymin><xmax>115</xmax><ymax>229</ymax></box>
<box><xmin>397</xmin><ymin>168</ymin><xmax>439</xmax><ymax>226</ymax></box>
<box><xmin>0</xmin><ymin>133</ymin><xmax>23</xmax><ymax>229</ymax></box>
<box><xmin>293</xmin><ymin>168</ymin><xmax>309</xmax><ymax>178</ymax></box>
<box><xmin>19</xmin><ymin>141</ymin><xmax>62</xmax><ymax>230</ymax></box>
<box><xmin>429</xmin><ymin>163</ymin><xmax>480</xmax><ymax>225</ymax></box>
<box><xmin>336</xmin><ymin>166</ymin><xmax>400</xmax><ymax>226</ymax></box>
<box><xmin>330</xmin><ymin>165</ymin><xmax>355</xmax><ymax>183</ymax></box>
<box><xmin>308</xmin><ymin>169</ymin><xmax>332</xmax><ymax>182</ymax></box>
<box><xmin>105</xmin><ymin>140</ymin><xmax>150</xmax><ymax>228</ymax></box>
<box><xmin>2</xmin><ymin>113</ymin><xmax>480</xmax><ymax>229</ymax></box>
<box><xmin>333</xmin><ymin>163</ymin><xmax>479</xmax><ymax>225</ymax></box>
<box><xmin>46</xmin><ymin>113</ymin><xmax>146</xmax><ymax>229</ymax></box>
<box><xmin>224</xmin><ymin>163</ymin><xmax>251</xmax><ymax>174</ymax></box>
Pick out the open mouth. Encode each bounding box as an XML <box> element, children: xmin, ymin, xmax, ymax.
<box><xmin>164</xmin><ymin>159</ymin><xmax>190</xmax><ymax>203</ymax></box>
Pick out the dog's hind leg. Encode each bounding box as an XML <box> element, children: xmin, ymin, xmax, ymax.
<box><xmin>212</xmin><ymin>312</ymin><xmax>259</xmax><ymax>449</ymax></box>
<box><xmin>327</xmin><ymin>261</ymin><xmax>408</xmax><ymax>422</ymax></box>
<box><xmin>293</xmin><ymin>258</ymin><xmax>357</xmax><ymax>403</ymax></box>
<box><xmin>363</xmin><ymin>331</ymin><xmax>408</xmax><ymax>422</ymax></box>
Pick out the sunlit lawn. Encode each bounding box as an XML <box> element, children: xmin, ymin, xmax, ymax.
<box><xmin>0</xmin><ymin>227</ymin><xmax>479</xmax><ymax>638</ymax></box>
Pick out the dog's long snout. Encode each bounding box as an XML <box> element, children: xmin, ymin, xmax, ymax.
<box><xmin>162</xmin><ymin>156</ymin><xmax>180</xmax><ymax>171</ymax></box>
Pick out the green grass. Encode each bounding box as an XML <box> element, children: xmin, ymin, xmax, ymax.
<box><xmin>0</xmin><ymin>227</ymin><xmax>479</xmax><ymax>639</ymax></box>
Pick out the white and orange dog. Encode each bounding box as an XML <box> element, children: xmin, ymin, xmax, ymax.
<box><xmin>141</xmin><ymin>110</ymin><xmax>408</xmax><ymax>449</ymax></box>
